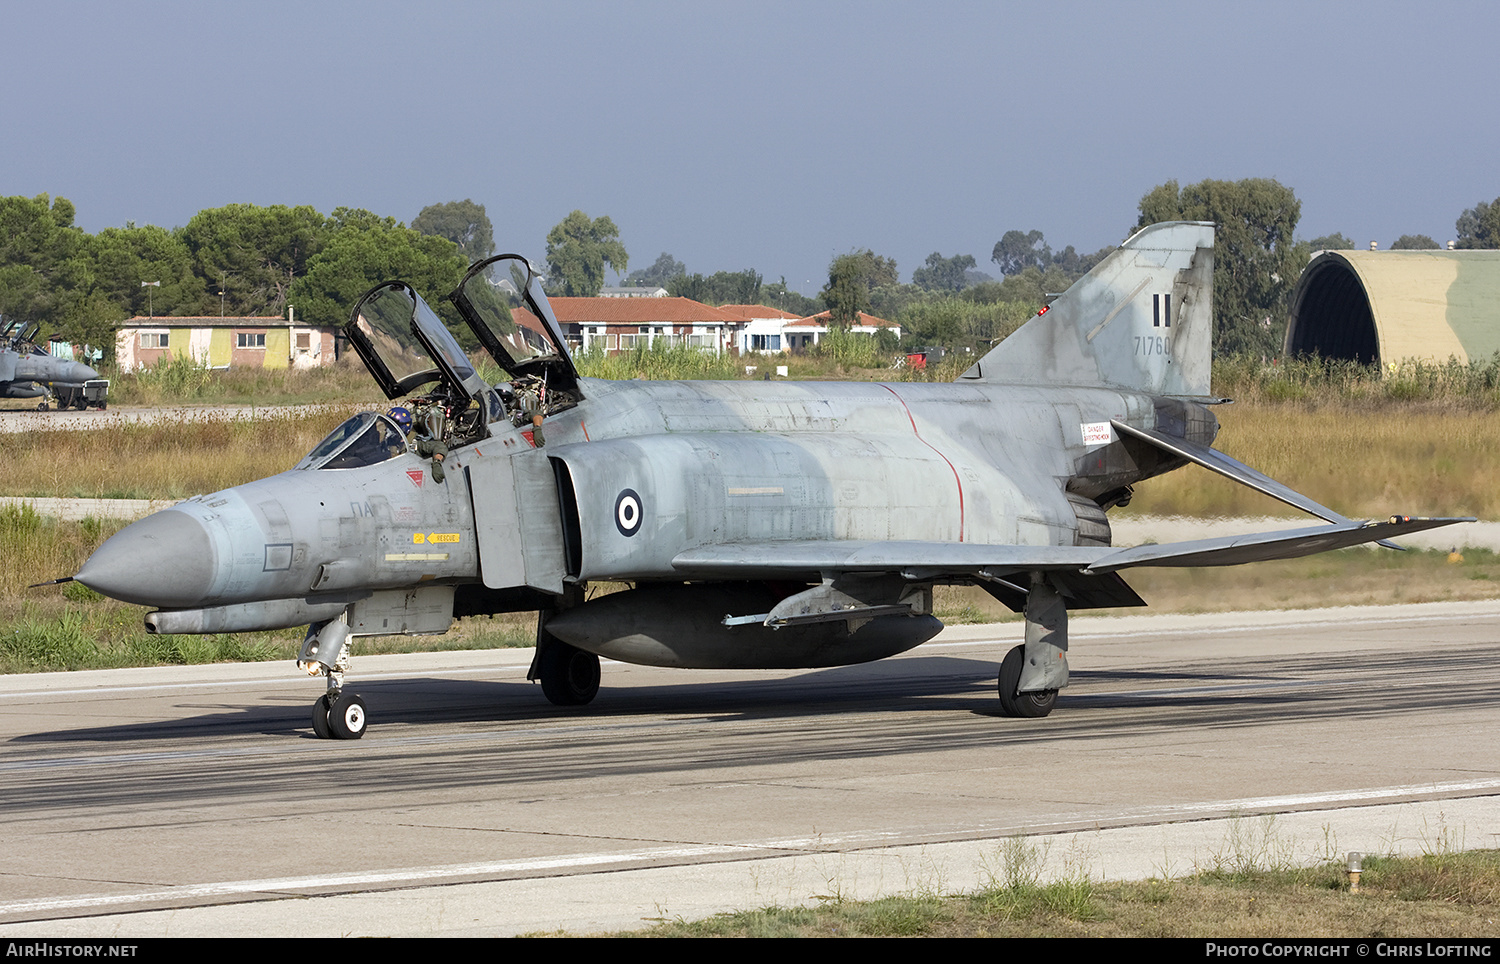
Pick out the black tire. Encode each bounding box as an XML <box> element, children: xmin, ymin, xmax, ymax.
<box><xmin>539</xmin><ymin>642</ymin><xmax>600</xmax><ymax>706</ymax></box>
<box><xmin>311</xmin><ymin>694</ymin><xmax>333</xmax><ymax>739</ymax></box>
<box><xmin>997</xmin><ymin>644</ymin><xmax>1057</xmax><ymax>718</ymax></box>
<box><xmin>327</xmin><ymin>692</ymin><xmax>368</xmax><ymax>739</ymax></box>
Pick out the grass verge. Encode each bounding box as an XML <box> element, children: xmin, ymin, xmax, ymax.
<box><xmin>588</xmin><ymin>846</ymin><xmax>1500</xmax><ymax>938</ymax></box>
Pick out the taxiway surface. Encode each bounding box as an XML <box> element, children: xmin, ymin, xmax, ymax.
<box><xmin>1</xmin><ymin>601</ymin><xmax>1497</xmax><ymax>936</ymax></box>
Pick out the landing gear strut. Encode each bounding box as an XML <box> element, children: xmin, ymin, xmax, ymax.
<box><xmin>997</xmin><ymin>573</ymin><xmax>1067</xmax><ymax>718</ymax></box>
<box><xmin>301</xmin><ymin>619</ymin><xmax>367</xmax><ymax>739</ymax></box>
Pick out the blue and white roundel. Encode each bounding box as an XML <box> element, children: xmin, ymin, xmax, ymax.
<box><xmin>614</xmin><ymin>489</ymin><xmax>642</xmax><ymax>536</ymax></box>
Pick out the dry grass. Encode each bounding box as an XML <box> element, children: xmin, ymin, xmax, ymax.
<box><xmin>10</xmin><ymin>397</ymin><xmax>1492</xmax><ymax>513</ymax></box>
<box><xmin>1122</xmin><ymin>400</ymin><xmax>1500</xmax><ymax>519</ymax></box>
<box><xmin>598</xmin><ymin>849</ymin><xmax>1500</xmax><ymax>938</ymax></box>
<box><xmin>0</xmin><ymin>407</ymin><xmax>358</xmax><ymax>499</ymax></box>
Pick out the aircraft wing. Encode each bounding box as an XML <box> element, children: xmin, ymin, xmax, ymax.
<box><xmin>671</xmin><ymin>516</ymin><xmax>1470</xmax><ymax>578</ymax></box>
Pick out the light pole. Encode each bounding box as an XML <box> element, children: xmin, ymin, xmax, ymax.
<box><xmin>140</xmin><ymin>281</ymin><xmax>160</xmax><ymax>318</ymax></box>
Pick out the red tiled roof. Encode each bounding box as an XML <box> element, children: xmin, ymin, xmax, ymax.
<box><xmin>715</xmin><ymin>304</ymin><xmax>803</xmax><ymax>321</ymax></box>
<box><xmin>787</xmin><ymin>310</ymin><xmax>896</xmax><ymax>328</ymax></box>
<box><xmin>547</xmin><ymin>297</ymin><xmax>738</xmax><ymax>324</ymax></box>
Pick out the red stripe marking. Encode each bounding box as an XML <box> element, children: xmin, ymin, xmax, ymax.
<box><xmin>880</xmin><ymin>384</ymin><xmax>965</xmax><ymax>542</ymax></box>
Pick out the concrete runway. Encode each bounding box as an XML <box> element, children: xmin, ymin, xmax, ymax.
<box><xmin>0</xmin><ymin>600</ymin><xmax>1497</xmax><ymax>936</ymax></box>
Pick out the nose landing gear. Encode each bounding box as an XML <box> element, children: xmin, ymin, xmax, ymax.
<box><xmin>312</xmin><ymin>690</ymin><xmax>368</xmax><ymax>740</ymax></box>
<box><xmin>301</xmin><ymin>619</ymin><xmax>367</xmax><ymax>739</ymax></box>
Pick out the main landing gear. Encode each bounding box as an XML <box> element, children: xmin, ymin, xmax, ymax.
<box><xmin>996</xmin><ymin>573</ymin><xmax>1068</xmax><ymax>719</ymax></box>
<box><xmin>531</xmin><ymin>616</ymin><xmax>600</xmax><ymax>706</ymax></box>
<box><xmin>300</xmin><ymin>619</ymin><xmax>367</xmax><ymax>739</ymax></box>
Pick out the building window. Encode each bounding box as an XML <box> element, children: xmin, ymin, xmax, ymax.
<box><xmin>140</xmin><ymin>331</ymin><xmax>169</xmax><ymax>349</ymax></box>
<box><xmin>295</xmin><ymin>332</ymin><xmax>311</xmax><ymax>350</ymax></box>
<box><xmin>237</xmin><ymin>332</ymin><xmax>267</xmax><ymax>348</ymax></box>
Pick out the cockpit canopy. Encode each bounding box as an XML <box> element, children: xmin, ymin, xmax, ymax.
<box><xmin>296</xmin><ymin>412</ymin><xmax>409</xmax><ymax>471</ymax></box>
<box><xmin>342</xmin><ymin>255</ymin><xmax>579</xmax><ymax>406</ymax></box>
<box><xmin>449</xmin><ymin>255</ymin><xmax>577</xmax><ymax>390</ymax></box>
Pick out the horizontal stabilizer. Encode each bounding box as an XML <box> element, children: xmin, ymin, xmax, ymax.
<box><xmin>1111</xmin><ymin>419</ymin><xmax>1351</xmax><ymax>525</ymax></box>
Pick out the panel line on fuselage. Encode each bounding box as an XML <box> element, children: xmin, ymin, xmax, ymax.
<box><xmin>878</xmin><ymin>383</ymin><xmax>965</xmax><ymax>543</ymax></box>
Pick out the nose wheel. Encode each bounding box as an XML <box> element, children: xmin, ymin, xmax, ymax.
<box><xmin>312</xmin><ymin>691</ymin><xmax>368</xmax><ymax>739</ymax></box>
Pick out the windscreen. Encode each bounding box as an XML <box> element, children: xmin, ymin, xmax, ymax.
<box><xmin>296</xmin><ymin>413</ymin><xmax>409</xmax><ymax>470</ymax></box>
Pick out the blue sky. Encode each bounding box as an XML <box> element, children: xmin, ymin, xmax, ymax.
<box><xmin>4</xmin><ymin>1</ymin><xmax>1496</xmax><ymax>294</ymax></box>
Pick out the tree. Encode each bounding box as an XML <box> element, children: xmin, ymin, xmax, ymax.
<box><xmin>1047</xmin><ymin>244</ymin><xmax>1111</xmax><ymax>278</ymax></box>
<box><xmin>849</xmin><ymin>249</ymin><xmax>899</xmax><ymax>290</ymax></box>
<box><xmin>86</xmin><ymin>224</ymin><xmax>196</xmax><ymax>319</ymax></box>
<box><xmin>991</xmin><ymin>229</ymin><xmax>1049</xmax><ymax>276</ymax></box>
<box><xmin>1455</xmin><ymin>198</ymin><xmax>1500</xmax><ymax>249</ymax></box>
<box><xmin>625</xmin><ymin>252</ymin><xmax>686</xmax><ymax>288</ymax></box>
<box><xmin>328</xmin><ymin>207</ymin><xmax>398</xmax><ymax>233</ymax></box>
<box><xmin>911</xmin><ymin>252</ymin><xmax>977</xmax><ymax>293</ymax></box>
<box><xmin>667</xmin><ymin>269</ymin><xmax>763</xmax><ymax>305</ymax></box>
<box><xmin>1305</xmin><ymin>233</ymin><xmax>1355</xmax><ymax>251</ymax></box>
<box><xmin>821</xmin><ymin>253</ymin><xmax>873</xmax><ymax>326</ymax></box>
<box><xmin>178</xmin><ymin>203</ymin><xmax>329</xmax><ymax>316</ymax></box>
<box><xmin>0</xmin><ymin>194</ymin><xmax>90</xmax><ymax>332</ymax></box>
<box><xmin>412</xmin><ymin>199</ymin><xmax>494</xmax><ymax>262</ymax></box>
<box><xmin>1391</xmin><ymin>234</ymin><xmax>1439</xmax><ymax>250</ymax></box>
<box><xmin>289</xmin><ymin>221</ymin><xmax>469</xmax><ymax>332</ymax></box>
<box><xmin>1135</xmin><ymin>178</ymin><xmax>1302</xmax><ymax>356</ymax></box>
<box><xmin>544</xmin><ymin>211</ymin><xmax>628</xmax><ymax>296</ymax></box>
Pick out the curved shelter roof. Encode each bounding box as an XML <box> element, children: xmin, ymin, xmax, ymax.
<box><xmin>1285</xmin><ymin>250</ymin><xmax>1500</xmax><ymax>365</ymax></box>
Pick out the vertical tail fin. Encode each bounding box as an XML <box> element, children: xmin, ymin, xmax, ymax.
<box><xmin>959</xmin><ymin>221</ymin><xmax>1215</xmax><ymax>397</ymax></box>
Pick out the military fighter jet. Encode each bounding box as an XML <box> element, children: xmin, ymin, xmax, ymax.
<box><xmin>0</xmin><ymin>318</ymin><xmax>106</xmax><ymax>409</ymax></box>
<box><xmin>71</xmin><ymin>222</ymin><xmax>1468</xmax><ymax>739</ymax></box>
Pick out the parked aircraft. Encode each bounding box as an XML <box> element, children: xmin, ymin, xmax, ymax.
<box><xmin>0</xmin><ymin>318</ymin><xmax>105</xmax><ymax>409</ymax></box>
<box><xmin>70</xmin><ymin>223</ymin><xmax>1468</xmax><ymax>738</ymax></box>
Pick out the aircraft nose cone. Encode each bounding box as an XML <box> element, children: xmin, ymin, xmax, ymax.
<box><xmin>76</xmin><ymin>510</ymin><xmax>216</xmax><ymax>607</ymax></box>
<box><xmin>64</xmin><ymin>361</ymin><xmax>99</xmax><ymax>381</ymax></box>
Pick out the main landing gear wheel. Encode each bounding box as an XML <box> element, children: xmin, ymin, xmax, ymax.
<box><xmin>312</xmin><ymin>692</ymin><xmax>367</xmax><ymax>739</ymax></box>
<box><xmin>539</xmin><ymin>642</ymin><xmax>600</xmax><ymax>706</ymax></box>
<box><xmin>997</xmin><ymin>644</ymin><xmax>1057</xmax><ymax>719</ymax></box>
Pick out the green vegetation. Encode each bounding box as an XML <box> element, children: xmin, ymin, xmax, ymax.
<box><xmin>573</xmin><ymin>342</ymin><xmax>744</xmax><ymax>381</ymax></box>
<box><xmin>597</xmin><ymin>847</ymin><xmax>1500</xmax><ymax>937</ymax></box>
<box><xmin>0</xmin><ymin>195</ymin><xmax>473</xmax><ymax>361</ymax></box>
<box><xmin>411</xmin><ymin>199</ymin><xmax>495</xmax><ymax>262</ymax></box>
<box><xmin>544</xmin><ymin>210</ymin><xmax>628</xmax><ymax>296</ymax></box>
<box><xmin>1213</xmin><ymin>352</ymin><xmax>1500</xmax><ymax>408</ymax></box>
